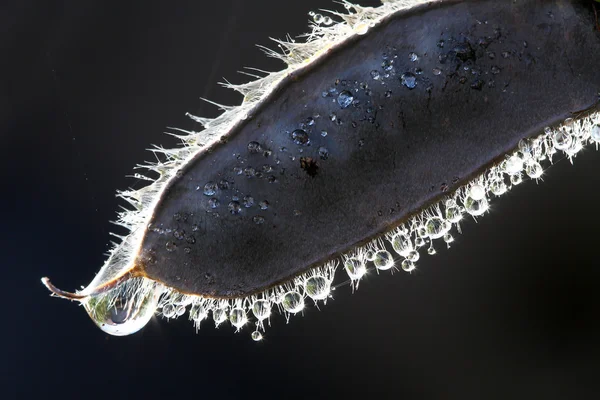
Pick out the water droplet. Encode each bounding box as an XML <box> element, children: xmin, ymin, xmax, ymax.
<box><xmin>525</xmin><ymin>162</ymin><xmax>543</xmax><ymax>179</ymax></box>
<box><xmin>381</xmin><ymin>59</ymin><xmax>394</xmax><ymax>71</ymax></box>
<box><xmin>320</xmin><ymin>130</ymin><xmax>328</xmax><ymax>137</ymax></box>
<box><xmin>176</xmin><ymin>305</ymin><xmax>186</xmax><ymax>316</ymax></box>
<box><xmin>243</xmin><ymin>195</ymin><xmax>255</xmax><ymax>208</ymax></box>
<box><xmin>281</xmin><ymin>291</ymin><xmax>304</xmax><ymax>314</ymax></box>
<box><xmin>591</xmin><ymin>125</ymin><xmax>600</xmax><ymax>143</ymax></box>
<box><xmin>427</xmin><ymin>247</ymin><xmax>436</xmax><ymax>255</ymax></box>
<box><xmin>259</xmin><ymin>200</ymin><xmax>269</xmax><ymax>210</ymax></box>
<box><xmin>323</xmin><ymin>16</ymin><xmax>333</xmax><ymax>25</ymax></box>
<box><xmin>162</xmin><ymin>304</ymin><xmax>175</xmax><ymax>318</ymax></box>
<box><xmin>166</xmin><ymin>241</ymin><xmax>177</xmax><ymax>252</ymax></box>
<box><xmin>252</xmin><ymin>215</ymin><xmax>265</xmax><ymax>225</ymax></box>
<box><xmin>244</xmin><ymin>166</ymin><xmax>256</xmax><ymax>177</ymax></box>
<box><xmin>219</xmin><ymin>179</ymin><xmax>230</xmax><ymax>190</ymax></box>
<box><xmin>344</xmin><ymin>258</ymin><xmax>366</xmax><ymax>280</ymax></box>
<box><xmin>337</xmin><ymin>90</ymin><xmax>354</xmax><ymax>108</ymax></box>
<box><xmin>437</xmin><ymin>39</ymin><xmax>445</xmax><ymax>48</ymax></box>
<box><xmin>228</xmin><ymin>201</ymin><xmax>241</xmax><ymax>215</ymax></box>
<box><xmin>184</xmin><ymin>247</ymin><xmax>191</xmax><ymax>254</ymax></box>
<box><xmin>415</xmin><ymin>237</ymin><xmax>426</xmax><ymax>247</ymax></box>
<box><xmin>370</xmin><ymin>70</ymin><xmax>380</xmax><ymax>80</ymax></box>
<box><xmin>213</xmin><ymin>308</ymin><xmax>227</xmax><ymax>325</ymax></box>
<box><xmin>505</xmin><ymin>155</ymin><xmax>524</xmax><ymax>175</ymax></box>
<box><xmin>247</xmin><ymin>141</ymin><xmax>261</xmax><ymax>154</ymax></box>
<box><xmin>305</xmin><ymin>276</ymin><xmax>330</xmax><ymax>300</ymax></box>
<box><xmin>208</xmin><ymin>198</ymin><xmax>220</xmax><ymax>209</ymax></box>
<box><xmin>233</xmin><ymin>166</ymin><xmax>243</xmax><ymax>175</ymax></box>
<box><xmin>444</xmin><ymin>233</ymin><xmax>454</xmax><ymax>243</ymax></box>
<box><xmin>401</xmin><ymin>72</ymin><xmax>417</xmax><ymax>89</ymax></box>
<box><xmin>491</xmin><ymin>65</ymin><xmax>501</xmax><ymax>74</ymax></box>
<box><xmin>433</xmin><ymin>68</ymin><xmax>442</xmax><ymax>76</ymax></box>
<box><xmin>203</xmin><ymin>182</ymin><xmax>217</xmax><ymax>196</ymax></box>
<box><xmin>252</xmin><ymin>300</ymin><xmax>271</xmax><ymax>320</ymax></box>
<box><xmin>262</xmin><ymin>164</ymin><xmax>273</xmax><ymax>173</ymax></box>
<box><xmin>553</xmin><ymin>130</ymin><xmax>572</xmax><ymax>150</ymax></box>
<box><xmin>318</xmin><ymin>146</ymin><xmax>329</xmax><ymax>160</ymax></box>
<box><xmin>229</xmin><ymin>308</ymin><xmax>247</xmax><ymax>329</ymax></box>
<box><xmin>384</xmin><ymin>90</ymin><xmax>392</xmax><ymax>98</ymax></box>
<box><xmin>373</xmin><ymin>250</ymin><xmax>394</xmax><ymax>270</ymax></box>
<box><xmin>313</xmin><ymin>13</ymin><xmax>323</xmax><ymax>24</ymax></box>
<box><xmin>392</xmin><ymin>233</ymin><xmax>413</xmax><ymax>256</ymax></box>
<box><xmin>425</xmin><ymin>217</ymin><xmax>449</xmax><ymax>239</ymax></box>
<box><xmin>464</xmin><ymin>196</ymin><xmax>489</xmax><ymax>216</ymax></box>
<box><xmin>173</xmin><ymin>229</ymin><xmax>185</xmax><ymax>240</ymax></box>
<box><xmin>469</xmin><ymin>184</ymin><xmax>486</xmax><ymax>201</ymax></box>
<box><xmin>292</xmin><ymin>129</ymin><xmax>310</xmax><ymax>146</ymax></box>
<box><xmin>190</xmin><ymin>304</ymin><xmax>207</xmax><ymax>322</ymax></box>
<box><xmin>408</xmin><ymin>52</ymin><xmax>419</xmax><ymax>62</ymax></box>
<box><xmin>490</xmin><ymin>179</ymin><xmax>507</xmax><ymax>196</ymax></box>
<box><xmin>251</xmin><ymin>331</ymin><xmax>263</xmax><ymax>341</ymax></box>
<box><xmin>401</xmin><ymin>260</ymin><xmax>415</xmax><ymax>272</ymax></box>
<box><xmin>406</xmin><ymin>250</ymin><xmax>420</xmax><ymax>262</ymax></box>
<box><xmin>510</xmin><ymin>173</ymin><xmax>523</xmax><ymax>185</ymax></box>
<box><xmin>445</xmin><ymin>205</ymin><xmax>462</xmax><ymax>223</ymax></box>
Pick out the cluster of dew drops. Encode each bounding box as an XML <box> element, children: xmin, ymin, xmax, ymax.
<box><xmin>342</xmin><ymin>117</ymin><xmax>600</xmax><ymax>281</ymax></box>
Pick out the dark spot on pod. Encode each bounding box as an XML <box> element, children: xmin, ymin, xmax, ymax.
<box><xmin>137</xmin><ymin>0</ymin><xmax>599</xmax><ymax>298</ymax></box>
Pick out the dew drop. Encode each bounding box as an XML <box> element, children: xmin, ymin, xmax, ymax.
<box><xmin>320</xmin><ymin>130</ymin><xmax>328</xmax><ymax>137</ymax></box>
<box><xmin>259</xmin><ymin>200</ymin><xmax>269</xmax><ymax>210</ymax></box>
<box><xmin>425</xmin><ymin>216</ymin><xmax>449</xmax><ymax>239</ymax></box>
<box><xmin>432</xmin><ymin>68</ymin><xmax>442</xmax><ymax>76</ymax></box>
<box><xmin>344</xmin><ymin>258</ymin><xmax>366</xmax><ymax>280</ymax></box>
<box><xmin>281</xmin><ymin>291</ymin><xmax>304</xmax><ymax>314</ymax></box>
<box><xmin>243</xmin><ymin>195</ymin><xmax>255</xmax><ymax>208</ymax></box>
<box><xmin>337</xmin><ymin>90</ymin><xmax>354</xmax><ymax>109</ymax></box>
<box><xmin>165</xmin><ymin>241</ymin><xmax>177</xmax><ymax>252</ymax></box>
<box><xmin>469</xmin><ymin>184</ymin><xmax>486</xmax><ymax>201</ymax></box>
<box><xmin>305</xmin><ymin>276</ymin><xmax>330</xmax><ymax>300</ymax></box>
<box><xmin>203</xmin><ymin>182</ymin><xmax>217</xmax><ymax>196</ymax></box>
<box><xmin>510</xmin><ymin>173</ymin><xmax>523</xmax><ymax>185</ymax></box>
<box><xmin>229</xmin><ymin>308</ymin><xmax>247</xmax><ymax>329</ymax></box>
<box><xmin>491</xmin><ymin>65</ymin><xmax>501</xmax><ymax>74</ymax></box>
<box><xmin>505</xmin><ymin>155</ymin><xmax>524</xmax><ymax>175</ymax></box>
<box><xmin>190</xmin><ymin>304</ymin><xmax>207</xmax><ymax>322</ymax></box>
<box><xmin>318</xmin><ymin>146</ymin><xmax>329</xmax><ymax>160</ymax></box>
<box><xmin>444</xmin><ymin>233</ymin><xmax>454</xmax><ymax>243</ymax></box>
<box><xmin>553</xmin><ymin>130</ymin><xmax>572</xmax><ymax>150</ymax></box>
<box><xmin>292</xmin><ymin>129</ymin><xmax>310</xmax><ymax>146</ymax></box>
<box><xmin>525</xmin><ymin>161</ymin><xmax>543</xmax><ymax>179</ymax></box>
<box><xmin>406</xmin><ymin>250</ymin><xmax>420</xmax><ymax>262</ymax></box>
<box><xmin>445</xmin><ymin>205</ymin><xmax>462</xmax><ymax>223</ymax></box>
<box><xmin>213</xmin><ymin>308</ymin><xmax>227</xmax><ymax>325</ymax></box>
<box><xmin>251</xmin><ymin>331</ymin><xmax>263</xmax><ymax>341</ymax></box>
<box><xmin>464</xmin><ymin>196</ymin><xmax>489</xmax><ymax>216</ymax></box>
<box><xmin>208</xmin><ymin>198</ymin><xmax>220</xmax><ymax>209</ymax></box>
<box><xmin>228</xmin><ymin>201</ymin><xmax>241</xmax><ymax>215</ymax></box>
<box><xmin>247</xmin><ymin>141</ymin><xmax>262</xmax><ymax>154</ymax></box>
<box><xmin>401</xmin><ymin>260</ymin><xmax>415</xmax><ymax>272</ymax></box>
<box><xmin>591</xmin><ymin>125</ymin><xmax>600</xmax><ymax>143</ymax></box>
<box><xmin>408</xmin><ymin>52</ymin><xmax>419</xmax><ymax>62</ymax></box>
<box><xmin>392</xmin><ymin>233</ymin><xmax>413</xmax><ymax>257</ymax></box>
<box><xmin>252</xmin><ymin>300</ymin><xmax>271</xmax><ymax>320</ymax></box>
<box><xmin>490</xmin><ymin>179</ymin><xmax>507</xmax><ymax>196</ymax></box>
<box><xmin>427</xmin><ymin>247</ymin><xmax>436</xmax><ymax>255</ymax></box>
<box><xmin>373</xmin><ymin>250</ymin><xmax>394</xmax><ymax>270</ymax></box>
<box><xmin>162</xmin><ymin>304</ymin><xmax>175</xmax><ymax>318</ymax></box>
<box><xmin>400</xmin><ymin>72</ymin><xmax>417</xmax><ymax>89</ymax></box>
<box><xmin>252</xmin><ymin>215</ymin><xmax>265</xmax><ymax>225</ymax></box>
<box><xmin>176</xmin><ymin>305</ymin><xmax>186</xmax><ymax>316</ymax></box>
<box><xmin>370</xmin><ymin>70</ymin><xmax>380</xmax><ymax>80</ymax></box>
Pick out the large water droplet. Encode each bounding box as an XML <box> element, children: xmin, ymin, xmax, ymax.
<box><xmin>213</xmin><ymin>308</ymin><xmax>228</xmax><ymax>325</ymax></box>
<box><xmin>505</xmin><ymin>155</ymin><xmax>524</xmax><ymax>175</ymax></box>
<box><xmin>228</xmin><ymin>201</ymin><xmax>241</xmax><ymax>215</ymax></box>
<box><xmin>469</xmin><ymin>184</ymin><xmax>486</xmax><ymax>201</ymax></box>
<box><xmin>344</xmin><ymin>258</ymin><xmax>366</xmax><ymax>280</ymax></box>
<box><xmin>229</xmin><ymin>307</ymin><xmax>247</xmax><ymax>329</ymax></box>
<box><xmin>337</xmin><ymin>90</ymin><xmax>354</xmax><ymax>108</ymax></box>
<box><xmin>373</xmin><ymin>250</ymin><xmax>394</xmax><ymax>270</ymax></box>
<box><xmin>252</xmin><ymin>299</ymin><xmax>271</xmax><ymax>321</ymax></box>
<box><xmin>464</xmin><ymin>196</ymin><xmax>489</xmax><ymax>216</ymax></box>
<box><xmin>553</xmin><ymin>130</ymin><xmax>572</xmax><ymax>150</ymax></box>
<box><xmin>281</xmin><ymin>291</ymin><xmax>304</xmax><ymax>314</ymax></box>
<box><xmin>305</xmin><ymin>276</ymin><xmax>330</xmax><ymax>300</ymax></box>
<box><xmin>392</xmin><ymin>233</ymin><xmax>413</xmax><ymax>257</ymax></box>
<box><xmin>526</xmin><ymin>161</ymin><xmax>543</xmax><ymax>179</ymax></box>
<box><xmin>425</xmin><ymin>217</ymin><xmax>449</xmax><ymax>239</ymax></box>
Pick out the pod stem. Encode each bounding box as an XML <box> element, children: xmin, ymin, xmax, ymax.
<box><xmin>41</xmin><ymin>277</ymin><xmax>87</xmax><ymax>301</ymax></box>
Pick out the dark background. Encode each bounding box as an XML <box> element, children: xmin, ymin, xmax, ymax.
<box><xmin>3</xmin><ymin>1</ymin><xmax>600</xmax><ymax>399</ymax></box>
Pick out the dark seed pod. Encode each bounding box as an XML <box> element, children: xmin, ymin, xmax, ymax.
<box><xmin>42</xmin><ymin>0</ymin><xmax>600</xmax><ymax>338</ymax></box>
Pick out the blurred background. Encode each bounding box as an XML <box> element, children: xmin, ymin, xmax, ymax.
<box><xmin>2</xmin><ymin>0</ymin><xmax>599</xmax><ymax>399</ymax></box>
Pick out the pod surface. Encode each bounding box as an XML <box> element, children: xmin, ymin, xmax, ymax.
<box><xmin>138</xmin><ymin>0</ymin><xmax>600</xmax><ymax>297</ymax></box>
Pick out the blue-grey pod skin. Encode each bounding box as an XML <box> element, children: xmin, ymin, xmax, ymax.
<box><xmin>138</xmin><ymin>0</ymin><xmax>600</xmax><ymax>298</ymax></box>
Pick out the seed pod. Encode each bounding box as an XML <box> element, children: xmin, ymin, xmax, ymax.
<box><xmin>42</xmin><ymin>0</ymin><xmax>600</xmax><ymax>338</ymax></box>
